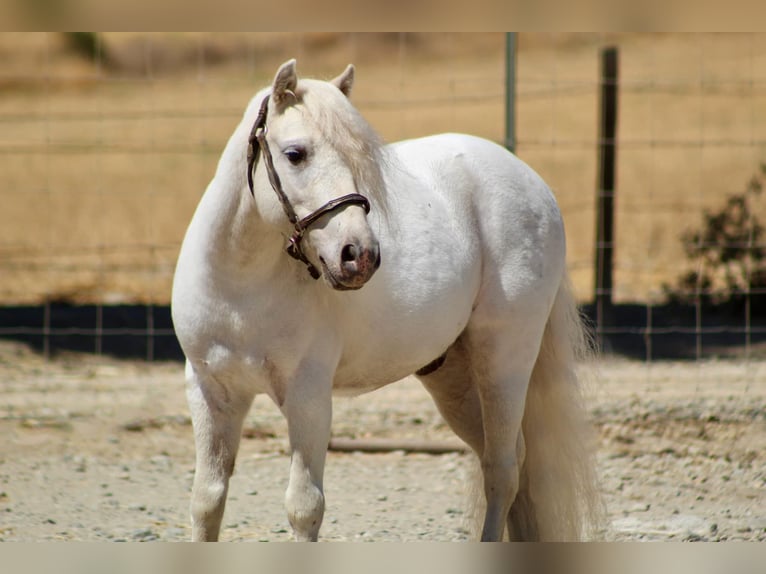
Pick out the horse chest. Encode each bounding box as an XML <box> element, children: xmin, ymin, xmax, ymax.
<box><xmin>177</xmin><ymin>285</ymin><xmax>323</xmax><ymax>398</ymax></box>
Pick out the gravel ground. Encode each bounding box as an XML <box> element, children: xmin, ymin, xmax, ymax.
<box><xmin>0</xmin><ymin>341</ymin><xmax>763</xmax><ymax>542</ymax></box>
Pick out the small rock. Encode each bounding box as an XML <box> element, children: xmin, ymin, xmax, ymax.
<box><xmin>131</xmin><ymin>528</ymin><xmax>159</xmax><ymax>541</ymax></box>
<box><xmin>683</xmin><ymin>532</ymin><xmax>707</xmax><ymax>542</ymax></box>
<box><xmin>164</xmin><ymin>528</ymin><xmax>186</xmax><ymax>539</ymax></box>
<box><xmin>149</xmin><ymin>455</ymin><xmax>172</xmax><ymax>470</ymax></box>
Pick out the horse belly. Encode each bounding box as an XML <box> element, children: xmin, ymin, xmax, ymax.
<box><xmin>332</xmin><ymin>315</ymin><xmax>472</xmax><ymax>394</ymax></box>
<box><xmin>332</xmin><ymin>267</ymin><xmax>479</xmax><ymax>393</ymax></box>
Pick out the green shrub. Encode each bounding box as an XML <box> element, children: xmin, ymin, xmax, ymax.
<box><xmin>63</xmin><ymin>33</ymin><xmax>107</xmax><ymax>63</ymax></box>
<box><xmin>664</xmin><ymin>163</ymin><xmax>766</xmax><ymax>315</ymax></box>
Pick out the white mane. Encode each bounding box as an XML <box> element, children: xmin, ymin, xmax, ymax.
<box><xmin>298</xmin><ymin>78</ymin><xmax>389</xmax><ymax>212</ymax></box>
<box><xmin>238</xmin><ymin>76</ymin><xmax>390</xmax><ymax>215</ymax></box>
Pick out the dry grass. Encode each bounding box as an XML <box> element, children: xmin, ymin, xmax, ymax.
<box><xmin>0</xmin><ymin>33</ymin><xmax>764</xmax><ymax>304</ymax></box>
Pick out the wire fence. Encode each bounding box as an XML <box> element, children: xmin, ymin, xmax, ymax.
<box><xmin>0</xmin><ymin>32</ymin><xmax>764</xmax><ymax>360</ymax></box>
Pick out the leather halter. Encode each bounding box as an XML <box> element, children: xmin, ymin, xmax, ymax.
<box><xmin>246</xmin><ymin>94</ymin><xmax>371</xmax><ymax>280</ymax></box>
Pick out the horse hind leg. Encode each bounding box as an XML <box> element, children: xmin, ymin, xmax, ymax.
<box><xmin>418</xmin><ymin>333</ymin><xmax>542</xmax><ymax>542</ymax></box>
<box><xmin>185</xmin><ymin>362</ymin><xmax>255</xmax><ymax>541</ymax></box>
<box><xmin>465</xmin><ymin>311</ymin><xmax>549</xmax><ymax>542</ymax></box>
<box><xmin>417</xmin><ymin>337</ymin><xmax>484</xmax><ymax>456</ymax></box>
<box><xmin>506</xmin><ymin>433</ymin><xmax>540</xmax><ymax>540</ymax></box>
<box><xmin>504</xmin><ymin>280</ymin><xmax>603</xmax><ymax>541</ymax></box>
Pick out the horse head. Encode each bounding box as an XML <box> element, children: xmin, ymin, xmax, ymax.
<box><xmin>249</xmin><ymin>60</ymin><xmax>383</xmax><ymax>291</ymax></box>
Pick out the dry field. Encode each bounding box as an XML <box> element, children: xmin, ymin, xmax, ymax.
<box><xmin>0</xmin><ymin>339</ymin><xmax>763</xmax><ymax>542</ymax></box>
<box><xmin>1</xmin><ymin>33</ymin><xmax>764</xmax><ymax>545</ymax></box>
<box><xmin>0</xmin><ymin>33</ymin><xmax>765</xmax><ymax>305</ymax></box>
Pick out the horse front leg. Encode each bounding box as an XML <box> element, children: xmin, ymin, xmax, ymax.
<box><xmin>185</xmin><ymin>362</ymin><xmax>255</xmax><ymax>541</ymax></box>
<box><xmin>279</xmin><ymin>369</ymin><xmax>333</xmax><ymax>542</ymax></box>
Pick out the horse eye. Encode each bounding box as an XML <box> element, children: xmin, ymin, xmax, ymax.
<box><xmin>284</xmin><ymin>146</ymin><xmax>307</xmax><ymax>165</ymax></box>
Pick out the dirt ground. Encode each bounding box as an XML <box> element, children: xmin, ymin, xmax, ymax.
<box><xmin>0</xmin><ymin>339</ymin><xmax>763</xmax><ymax>542</ymax></box>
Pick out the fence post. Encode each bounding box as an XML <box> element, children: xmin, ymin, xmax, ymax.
<box><xmin>595</xmin><ymin>46</ymin><xmax>619</xmax><ymax>338</ymax></box>
<box><xmin>505</xmin><ymin>32</ymin><xmax>517</xmax><ymax>154</ymax></box>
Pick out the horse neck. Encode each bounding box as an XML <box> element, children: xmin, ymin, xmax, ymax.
<box><xmin>199</xmin><ymin>122</ymin><xmax>286</xmax><ymax>278</ymax></box>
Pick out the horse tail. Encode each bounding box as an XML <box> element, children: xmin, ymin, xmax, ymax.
<box><xmin>511</xmin><ymin>274</ymin><xmax>604</xmax><ymax>540</ymax></box>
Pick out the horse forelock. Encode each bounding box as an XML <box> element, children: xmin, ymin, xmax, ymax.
<box><xmin>239</xmin><ymin>80</ymin><xmax>390</xmax><ymax>217</ymax></box>
<box><xmin>298</xmin><ymin>79</ymin><xmax>389</xmax><ymax>213</ymax></box>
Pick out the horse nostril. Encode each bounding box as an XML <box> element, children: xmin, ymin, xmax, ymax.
<box><xmin>374</xmin><ymin>249</ymin><xmax>381</xmax><ymax>270</ymax></box>
<box><xmin>341</xmin><ymin>244</ymin><xmax>358</xmax><ymax>264</ymax></box>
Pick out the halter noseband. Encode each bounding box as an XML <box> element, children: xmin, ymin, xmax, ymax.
<box><xmin>247</xmin><ymin>94</ymin><xmax>371</xmax><ymax>280</ymax></box>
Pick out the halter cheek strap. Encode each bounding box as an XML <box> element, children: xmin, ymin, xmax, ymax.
<box><xmin>247</xmin><ymin>94</ymin><xmax>371</xmax><ymax>280</ymax></box>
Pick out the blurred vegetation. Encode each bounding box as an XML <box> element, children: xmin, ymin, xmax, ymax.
<box><xmin>63</xmin><ymin>32</ymin><xmax>110</xmax><ymax>65</ymax></box>
<box><xmin>665</xmin><ymin>163</ymin><xmax>766</xmax><ymax>316</ymax></box>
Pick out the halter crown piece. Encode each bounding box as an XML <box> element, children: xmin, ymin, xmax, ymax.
<box><xmin>247</xmin><ymin>94</ymin><xmax>371</xmax><ymax>280</ymax></box>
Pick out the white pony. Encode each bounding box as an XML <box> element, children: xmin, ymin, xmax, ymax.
<box><xmin>172</xmin><ymin>59</ymin><xmax>602</xmax><ymax>542</ymax></box>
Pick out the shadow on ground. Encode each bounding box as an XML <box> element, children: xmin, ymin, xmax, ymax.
<box><xmin>0</xmin><ymin>303</ymin><xmax>183</xmax><ymax>361</ymax></box>
<box><xmin>581</xmin><ymin>302</ymin><xmax>766</xmax><ymax>360</ymax></box>
<box><xmin>0</xmin><ymin>301</ymin><xmax>764</xmax><ymax>362</ymax></box>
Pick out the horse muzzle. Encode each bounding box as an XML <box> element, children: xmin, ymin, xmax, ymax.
<box><xmin>320</xmin><ymin>240</ymin><xmax>381</xmax><ymax>291</ymax></box>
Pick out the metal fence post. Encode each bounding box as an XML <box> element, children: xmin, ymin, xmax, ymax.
<box><xmin>505</xmin><ymin>32</ymin><xmax>517</xmax><ymax>154</ymax></box>
<box><xmin>595</xmin><ymin>46</ymin><xmax>619</xmax><ymax>337</ymax></box>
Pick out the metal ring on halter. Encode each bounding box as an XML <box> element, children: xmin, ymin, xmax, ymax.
<box><xmin>285</xmin><ymin>193</ymin><xmax>371</xmax><ymax>276</ymax></box>
<box><xmin>246</xmin><ymin>94</ymin><xmax>372</xmax><ymax>280</ymax></box>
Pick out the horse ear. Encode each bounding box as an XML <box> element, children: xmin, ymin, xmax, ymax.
<box><xmin>331</xmin><ymin>64</ymin><xmax>355</xmax><ymax>98</ymax></box>
<box><xmin>272</xmin><ymin>59</ymin><xmax>298</xmax><ymax>106</ymax></box>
